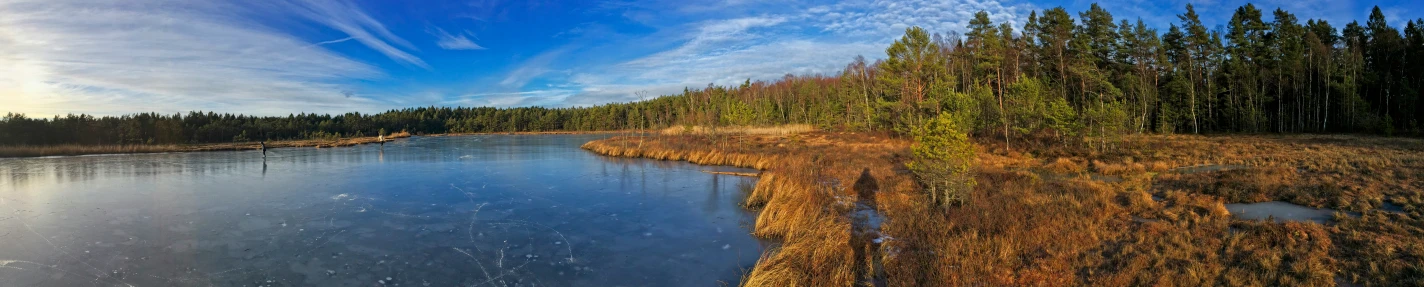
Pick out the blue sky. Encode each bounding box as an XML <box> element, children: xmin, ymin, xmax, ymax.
<box><xmin>2</xmin><ymin>0</ymin><xmax>1420</xmax><ymax>117</ymax></box>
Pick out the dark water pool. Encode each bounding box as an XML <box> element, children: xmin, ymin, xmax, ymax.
<box><xmin>0</xmin><ymin>135</ymin><xmax>764</xmax><ymax>286</ymax></box>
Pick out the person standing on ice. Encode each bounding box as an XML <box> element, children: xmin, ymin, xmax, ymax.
<box><xmin>260</xmin><ymin>141</ymin><xmax>267</xmax><ymax>157</ymax></box>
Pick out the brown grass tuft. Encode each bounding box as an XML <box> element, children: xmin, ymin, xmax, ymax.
<box><xmin>1043</xmin><ymin>157</ymin><xmax>1087</xmax><ymax>175</ymax></box>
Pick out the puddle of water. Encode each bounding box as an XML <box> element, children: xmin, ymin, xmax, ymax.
<box><xmin>1380</xmin><ymin>201</ymin><xmax>1406</xmax><ymax>213</ymax></box>
<box><xmin>1170</xmin><ymin>164</ymin><xmax>1248</xmax><ymax>174</ymax></box>
<box><xmin>1225</xmin><ymin>201</ymin><xmax>1338</xmax><ymax>224</ymax></box>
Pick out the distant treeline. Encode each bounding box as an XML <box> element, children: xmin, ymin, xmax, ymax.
<box><xmin>3</xmin><ymin>3</ymin><xmax>1422</xmax><ymax>146</ymax></box>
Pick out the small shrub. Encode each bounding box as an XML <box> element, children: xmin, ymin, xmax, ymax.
<box><xmin>907</xmin><ymin>112</ymin><xmax>977</xmax><ymax>208</ymax></box>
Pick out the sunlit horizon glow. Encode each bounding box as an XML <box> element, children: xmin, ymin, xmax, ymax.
<box><xmin>2</xmin><ymin>0</ymin><xmax>1418</xmax><ymax>117</ymax></box>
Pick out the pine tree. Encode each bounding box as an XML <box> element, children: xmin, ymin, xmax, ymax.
<box><xmin>907</xmin><ymin>112</ymin><xmax>976</xmax><ymax>208</ymax></box>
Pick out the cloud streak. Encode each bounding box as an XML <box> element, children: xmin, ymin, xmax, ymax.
<box><xmin>283</xmin><ymin>0</ymin><xmax>430</xmax><ymax>69</ymax></box>
<box><xmin>0</xmin><ymin>0</ymin><xmax>390</xmax><ymax>116</ymax></box>
<box><xmin>432</xmin><ymin>28</ymin><xmax>488</xmax><ymax>50</ymax></box>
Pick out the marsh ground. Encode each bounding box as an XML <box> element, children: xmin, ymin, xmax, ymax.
<box><xmin>584</xmin><ymin>131</ymin><xmax>1424</xmax><ymax>286</ymax></box>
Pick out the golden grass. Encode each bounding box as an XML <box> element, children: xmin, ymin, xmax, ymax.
<box><xmin>586</xmin><ymin>132</ymin><xmax>1422</xmax><ymax>286</ymax></box>
<box><xmin>1043</xmin><ymin>157</ymin><xmax>1087</xmax><ymax>175</ymax></box>
<box><xmin>702</xmin><ymin>170</ymin><xmax>761</xmax><ymax>177</ymax></box>
<box><xmin>1027</xmin><ymin>134</ymin><xmax>1421</xmax><ymax>286</ymax></box>
<box><xmin>387</xmin><ymin>131</ymin><xmax>412</xmax><ymax>138</ymax></box>
<box><xmin>659</xmin><ymin>124</ymin><xmax>817</xmax><ymax>136</ymax></box>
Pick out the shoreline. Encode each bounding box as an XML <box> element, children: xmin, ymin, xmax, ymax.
<box><xmin>581</xmin><ymin>132</ymin><xmax>909</xmax><ymax>286</ymax></box>
<box><xmin>0</xmin><ymin>133</ymin><xmax>413</xmax><ymax>158</ymax></box>
<box><xmin>426</xmin><ymin>130</ymin><xmax>652</xmax><ymax>137</ymax></box>
<box><xmin>0</xmin><ymin>130</ymin><xmax>660</xmax><ymax>158</ymax></box>
<box><xmin>0</xmin><ymin>128</ymin><xmax>663</xmax><ymax>158</ymax></box>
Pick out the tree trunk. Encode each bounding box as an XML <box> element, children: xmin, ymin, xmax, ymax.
<box><xmin>996</xmin><ymin>68</ymin><xmax>1008</xmax><ymax>151</ymax></box>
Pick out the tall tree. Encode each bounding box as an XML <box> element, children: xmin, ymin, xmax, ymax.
<box><xmin>1178</xmin><ymin>4</ymin><xmax>1214</xmax><ymax>133</ymax></box>
<box><xmin>966</xmin><ymin>11</ymin><xmax>1009</xmax><ymax>147</ymax></box>
<box><xmin>1270</xmin><ymin>9</ymin><xmax>1304</xmax><ymax>132</ymax></box>
<box><xmin>1035</xmin><ymin>7</ymin><xmax>1075</xmax><ymax>94</ymax></box>
<box><xmin>879</xmin><ymin>26</ymin><xmax>951</xmax><ymax>134</ymax></box>
<box><xmin>1225</xmin><ymin>4</ymin><xmax>1269</xmax><ymax>131</ymax></box>
<box><xmin>1366</xmin><ymin>6</ymin><xmax>1405</xmax><ymax>131</ymax></box>
<box><xmin>1407</xmin><ymin>20</ymin><xmax>1424</xmax><ymax>129</ymax></box>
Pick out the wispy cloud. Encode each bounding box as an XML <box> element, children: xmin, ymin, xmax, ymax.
<box><xmin>602</xmin><ymin>15</ymin><xmax>878</xmax><ymax>89</ymax></box>
<box><xmin>548</xmin><ymin>0</ymin><xmax>1031</xmax><ymax>107</ymax></box>
<box><xmin>499</xmin><ymin>47</ymin><xmax>572</xmax><ymax>88</ymax></box>
<box><xmin>313</xmin><ymin>37</ymin><xmax>357</xmax><ymax>46</ymax></box>
<box><xmin>283</xmin><ymin>0</ymin><xmax>430</xmax><ymax>69</ymax></box>
<box><xmin>0</xmin><ymin>0</ymin><xmax>388</xmax><ymax>116</ymax></box>
<box><xmin>445</xmin><ymin>90</ymin><xmax>575</xmax><ymax>108</ymax></box>
<box><xmin>431</xmin><ymin>28</ymin><xmax>487</xmax><ymax>50</ymax></box>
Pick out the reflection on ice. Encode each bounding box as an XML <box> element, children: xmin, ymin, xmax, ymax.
<box><xmin>0</xmin><ymin>135</ymin><xmax>766</xmax><ymax>286</ymax></box>
<box><xmin>1225</xmin><ymin>201</ymin><xmax>1339</xmax><ymax>224</ymax></box>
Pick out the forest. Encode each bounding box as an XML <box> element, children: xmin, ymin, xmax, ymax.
<box><xmin>2</xmin><ymin>3</ymin><xmax>1422</xmax><ymax>146</ymax></box>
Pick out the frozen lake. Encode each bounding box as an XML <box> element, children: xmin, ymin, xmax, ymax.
<box><xmin>0</xmin><ymin>134</ymin><xmax>764</xmax><ymax>286</ymax></box>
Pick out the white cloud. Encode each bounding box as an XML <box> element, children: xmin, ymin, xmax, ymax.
<box><xmin>811</xmin><ymin>0</ymin><xmax>1034</xmax><ymax>41</ymax></box>
<box><xmin>621</xmin><ymin>16</ymin><xmax>788</xmax><ymax>69</ymax></box>
<box><xmin>0</xmin><ymin>0</ymin><xmax>389</xmax><ymax>116</ymax></box>
<box><xmin>597</xmin><ymin>39</ymin><xmax>881</xmax><ymax>91</ymax></box>
<box><xmin>550</xmin><ymin>0</ymin><xmax>1032</xmax><ymax>107</ymax></box>
<box><xmin>432</xmin><ymin>28</ymin><xmax>487</xmax><ymax>50</ymax></box>
<box><xmin>283</xmin><ymin>0</ymin><xmax>429</xmax><ymax>69</ymax></box>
